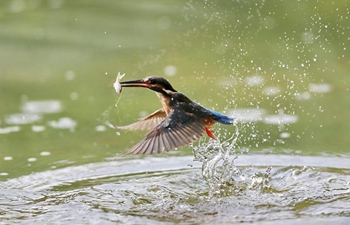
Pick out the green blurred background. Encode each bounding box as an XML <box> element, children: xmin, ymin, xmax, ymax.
<box><xmin>0</xmin><ymin>0</ymin><xmax>349</xmax><ymax>180</ymax></box>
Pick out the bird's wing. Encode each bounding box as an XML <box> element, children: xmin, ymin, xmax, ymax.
<box><xmin>126</xmin><ymin>110</ymin><xmax>205</xmax><ymax>154</ymax></box>
<box><xmin>116</xmin><ymin>109</ymin><xmax>166</xmax><ymax>131</ymax></box>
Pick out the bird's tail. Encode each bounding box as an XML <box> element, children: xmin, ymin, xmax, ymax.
<box><xmin>209</xmin><ymin>109</ymin><xmax>234</xmax><ymax>125</ymax></box>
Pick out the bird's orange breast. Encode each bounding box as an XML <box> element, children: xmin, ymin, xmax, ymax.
<box><xmin>202</xmin><ymin>118</ymin><xmax>216</xmax><ymax>139</ymax></box>
<box><xmin>202</xmin><ymin>118</ymin><xmax>216</xmax><ymax>126</ymax></box>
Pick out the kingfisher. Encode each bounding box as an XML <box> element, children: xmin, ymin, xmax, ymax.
<box><xmin>117</xmin><ymin>76</ymin><xmax>234</xmax><ymax>154</ymax></box>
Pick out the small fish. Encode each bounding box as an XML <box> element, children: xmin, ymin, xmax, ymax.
<box><xmin>113</xmin><ymin>72</ymin><xmax>125</xmax><ymax>94</ymax></box>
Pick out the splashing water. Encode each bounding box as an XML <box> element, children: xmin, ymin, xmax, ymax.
<box><xmin>191</xmin><ymin>123</ymin><xmax>271</xmax><ymax>197</ymax></box>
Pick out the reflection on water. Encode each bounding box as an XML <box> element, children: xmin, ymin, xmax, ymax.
<box><xmin>95</xmin><ymin>125</ymin><xmax>107</xmax><ymax>132</ymax></box>
<box><xmin>230</xmin><ymin>108</ymin><xmax>266</xmax><ymax>122</ymax></box>
<box><xmin>48</xmin><ymin>117</ymin><xmax>77</xmax><ymax>130</ymax></box>
<box><xmin>21</xmin><ymin>100</ymin><xmax>62</xmax><ymax>114</ymax></box>
<box><xmin>1</xmin><ymin>99</ymin><xmax>78</xmax><ymax>134</ymax></box>
<box><xmin>31</xmin><ymin>125</ymin><xmax>46</xmax><ymax>132</ymax></box>
<box><xmin>245</xmin><ymin>75</ymin><xmax>264</xmax><ymax>87</ymax></box>
<box><xmin>230</xmin><ymin>108</ymin><xmax>298</xmax><ymax>127</ymax></box>
<box><xmin>5</xmin><ymin>113</ymin><xmax>42</xmax><ymax>125</ymax></box>
<box><xmin>280</xmin><ymin>132</ymin><xmax>291</xmax><ymax>139</ymax></box>
<box><xmin>263</xmin><ymin>109</ymin><xmax>298</xmax><ymax>125</ymax></box>
<box><xmin>2</xmin><ymin>100</ymin><xmax>63</xmax><ymax>130</ymax></box>
<box><xmin>0</xmin><ymin>126</ymin><xmax>20</xmax><ymax>134</ymax></box>
<box><xmin>27</xmin><ymin>157</ymin><xmax>37</xmax><ymax>162</ymax></box>
<box><xmin>3</xmin><ymin>156</ymin><xmax>13</xmax><ymax>161</ymax></box>
<box><xmin>262</xmin><ymin>86</ymin><xmax>281</xmax><ymax>96</ymax></box>
<box><xmin>309</xmin><ymin>83</ymin><xmax>332</xmax><ymax>94</ymax></box>
<box><xmin>40</xmin><ymin>151</ymin><xmax>51</xmax><ymax>156</ymax></box>
<box><xmin>295</xmin><ymin>91</ymin><xmax>311</xmax><ymax>100</ymax></box>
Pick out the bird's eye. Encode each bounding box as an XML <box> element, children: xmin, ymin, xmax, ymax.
<box><xmin>149</xmin><ymin>80</ymin><xmax>156</xmax><ymax>84</ymax></box>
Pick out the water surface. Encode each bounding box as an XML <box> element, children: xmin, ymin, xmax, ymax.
<box><xmin>1</xmin><ymin>0</ymin><xmax>350</xmax><ymax>224</ymax></box>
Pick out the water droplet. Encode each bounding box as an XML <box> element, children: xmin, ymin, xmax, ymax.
<box><xmin>96</xmin><ymin>125</ymin><xmax>106</xmax><ymax>132</ymax></box>
<box><xmin>65</xmin><ymin>70</ymin><xmax>75</xmax><ymax>81</ymax></box>
<box><xmin>4</xmin><ymin>156</ymin><xmax>13</xmax><ymax>161</ymax></box>
<box><xmin>40</xmin><ymin>151</ymin><xmax>51</xmax><ymax>156</ymax></box>
<box><xmin>32</xmin><ymin>125</ymin><xmax>46</xmax><ymax>132</ymax></box>
<box><xmin>70</xmin><ymin>92</ymin><xmax>79</xmax><ymax>101</ymax></box>
<box><xmin>301</xmin><ymin>31</ymin><xmax>314</xmax><ymax>44</ymax></box>
<box><xmin>280</xmin><ymin>132</ymin><xmax>291</xmax><ymax>138</ymax></box>
<box><xmin>164</xmin><ymin>65</ymin><xmax>177</xmax><ymax>76</ymax></box>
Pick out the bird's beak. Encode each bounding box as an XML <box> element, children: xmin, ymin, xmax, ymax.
<box><xmin>120</xmin><ymin>79</ymin><xmax>151</xmax><ymax>88</ymax></box>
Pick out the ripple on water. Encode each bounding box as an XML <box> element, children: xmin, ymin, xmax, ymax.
<box><xmin>21</xmin><ymin>100</ymin><xmax>62</xmax><ymax>114</ymax></box>
<box><xmin>3</xmin><ymin>100</ymin><xmax>63</xmax><ymax>127</ymax></box>
<box><xmin>262</xmin><ymin>86</ymin><xmax>281</xmax><ymax>96</ymax></box>
<box><xmin>31</xmin><ymin>125</ymin><xmax>46</xmax><ymax>132</ymax></box>
<box><xmin>48</xmin><ymin>117</ymin><xmax>77</xmax><ymax>130</ymax></box>
<box><xmin>5</xmin><ymin>113</ymin><xmax>41</xmax><ymax>125</ymax></box>
<box><xmin>245</xmin><ymin>75</ymin><xmax>264</xmax><ymax>86</ymax></box>
<box><xmin>308</xmin><ymin>83</ymin><xmax>332</xmax><ymax>94</ymax></box>
<box><xmin>263</xmin><ymin>109</ymin><xmax>298</xmax><ymax>125</ymax></box>
<box><xmin>4</xmin><ymin>156</ymin><xmax>13</xmax><ymax>161</ymax></box>
<box><xmin>0</xmin><ymin>126</ymin><xmax>20</xmax><ymax>134</ymax></box>
<box><xmin>230</xmin><ymin>108</ymin><xmax>266</xmax><ymax>122</ymax></box>
<box><xmin>0</xmin><ymin>155</ymin><xmax>350</xmax><ymax>224</ymax></box>
<box><xmin>295</xmin><ymin>91</ymin><xmax>311</xmax><ymax>100</ymax></box>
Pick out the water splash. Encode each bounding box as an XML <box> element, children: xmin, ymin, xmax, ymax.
<box><xmin>97</xmin><ymin>78</ymin><xmax>125</xmax><ymax>129</ymax></box>
<box><xmin>191</xmin><ymin>123</ymin><xmax>271</xmax><ymax>197</ymax></box>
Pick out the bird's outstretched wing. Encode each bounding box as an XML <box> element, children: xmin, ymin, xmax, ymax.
<box><xmin>127</xmin><ymin>110</ymin><xmax>205</xmax><ymax>154</ymax></box>
<box><xmin>116</xmin><ymin>109</ymin><xmax>166</xmax><ymax>131</ymax></box>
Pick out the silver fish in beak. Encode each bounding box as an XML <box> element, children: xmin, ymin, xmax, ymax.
<box><xmin>113</xmin><ymin>72</ymin><xmax>125</xmax><ymax>94</ymax></box>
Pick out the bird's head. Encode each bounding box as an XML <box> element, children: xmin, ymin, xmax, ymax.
<box><xmin>120</xmin><ymin>76</ymin><xmax>177</xmax><ymax>95</ymax></box>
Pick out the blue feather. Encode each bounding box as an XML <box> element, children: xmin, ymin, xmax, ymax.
<box><xmin>208</xmin><ymin>109</ymin><xmax>234</xmax><ymax>125</ymax></box>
